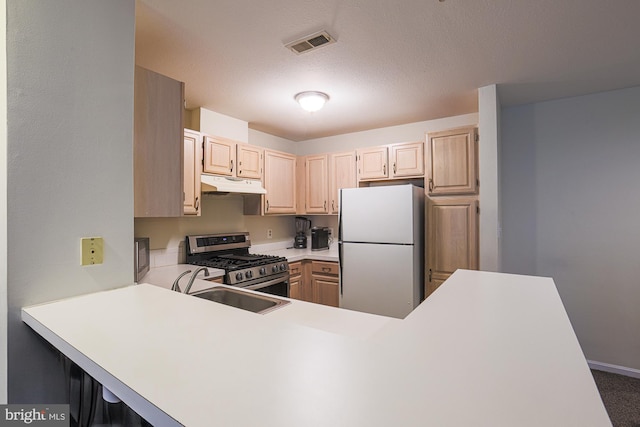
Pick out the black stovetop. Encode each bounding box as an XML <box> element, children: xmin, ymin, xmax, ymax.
<box><xmin>188</xmin><ymin>252</ymin><xmax>287</xmax><ymax>272</ymax></box>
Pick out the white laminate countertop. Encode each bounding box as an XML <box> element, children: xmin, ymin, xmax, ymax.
<box><xmin>251</xmin><ymin>242</ymin><xmax>339</xmax><ymax>262</ymax></box>
<box><xmin>142</xmin><ymin>261</ymin><xmax>396</xmax><ymax>340</ymax></box>
<box><xmin>22</xmin><ymin>270</ymin><xmax>611</xmax><ymax>427</ymax></box>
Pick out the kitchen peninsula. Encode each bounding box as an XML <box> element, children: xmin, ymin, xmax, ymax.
<box><xmin>22</xmin><ymin>270</ymin><xmax>611</xmax><ymax>427</ymax></box>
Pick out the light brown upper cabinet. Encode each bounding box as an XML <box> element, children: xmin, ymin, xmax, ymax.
<box><xmin>305</xmin><ymin>154</ymin><xmax>329</xmax><ymax>213</ymax></box>
<box><xmin>357</xmin><ymin>146</ymin><xmax>389</xmax><ymax>180</ymax></box>
<box><xmin>329</xmin><ymin>151</ymin><xmax>357</xmax><ymax>214</ymax></box>
<box><xmin>236</xmin><ymin>144</ymin><xmax>263</xmax><ymax>180</ymax></box>
<box><xmin>357</xmin><ymin>141</ymin><xmax>424</xmax><ymax>182</ymax></box>
<box><xmin>426</xmin><ymin>126</ymin><xmax>478</xmax><ymax>196</ymax></box>
<box><xmin>391</xmin><ymin>141</ymin><xmax>424</xmax><ymax>177</ymax></box>
<box><xmin>134</xmin><ymin>66</ymin><xmax>185</xmax><ymax>218</ymax></box>
<box><xmin>299</xmin><ymin>151</ymin><xmax>356</xmax><ymax>215</ymax></box>
<box><xmin>204</xmin><ymin>135</ymin><xmax>263</xmax><ymax>181</ymax></box>
<box><xmin>203</xmin><ymin>135</ymin><xmax>236</xmax><ymax>176</ymax></box>
<box><xmin>425</xmin><ymin>196</ymin><xmax>478</xmax><ymax>297</ymax></box>
<box><xmin>263</xmin><ymin>149</ymin><xmax>297</xmax><ymax>214</ymax></box>
<box><xmin>183</xmin><ymin>129</ymin><xmax>203</xmax><ymax>216</ymax></box>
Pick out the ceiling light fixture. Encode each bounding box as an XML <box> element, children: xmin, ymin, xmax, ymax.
<box><xmin>295</xmin><ymin>91</ymin><xmax>329</xmax><ymax>112</ymax></box>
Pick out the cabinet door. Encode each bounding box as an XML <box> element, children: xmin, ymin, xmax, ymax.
<box><xmin>311</xmin><ymin>261</ymin><xmax>340</xmax><ymax>307</ymax></box>
<box><xmin>427</xmin><ymin>127</ymin><xmax>477</xmax><ymax>195</ymax></box>
<box><xmin>312</xmin><ymin>275</ymin><xmax>339</xmax><ymax>307</ymax></box>
<box><xmin>288</xmin><ymin>262</ymin><xmax>304</xmax><ymax>300</ymax></box>
<box><xmin>425</xmin><ymin>275</ymin><xmax>447</xmax><ymax>298</ymax></box>
<box><xmin>203</xmin><ymin>136</ymin><xmax>236</xmax><ymax>176</ymax></box>
<box><xmin>357</xmin><ymin>147</ymin><xmax>388</xmax><ymax>180</ymax></box>
<box><xmin>426</xmin><ymin>197</ymin><xmax>478</xmax><ymax>298</ymax></box>
<box><xmin>263</xmin><ymin>150</ymin><xmax>297</xmax><ymax>214</ymax></box>
<box><xmin>289</xmin><ymin>275</ymin><xmax>302</xmax><ymax>300</ymax></box>
<box><xmin>329</xmin><ymin>151</ymin><xmax>356</xmax><ymax>214</ymax></box>
<box><xmin>237</xmin><ymin>144</ymin><xmax>262</xmax><ymax>180</ymax></box>
<box><xmin>305</xmin><ymin>154</ymin><xmax>329</xmax><ymax>213</ymax></box>
<box><xmin>183</xmin><ymin>129</ymin><xmax>202</xmax><ymax>216</ymax></box>
<box><xmin>134</xmin><ymin>66</ymin><xmax>185</xmax><ymax>217</ymax></box>
<box><xmin>391</xmin><ymin>141</ymin><xmax>424</xmax><ymax>178</ymax></box>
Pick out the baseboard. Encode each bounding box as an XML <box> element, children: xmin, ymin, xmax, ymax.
<box><xmin>588</xmin><ymin>360</ymin><xmax>640</xmax><ymax>379</ymax></box>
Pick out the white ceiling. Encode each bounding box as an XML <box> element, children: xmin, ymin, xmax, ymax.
<box><xmin>135</xmin><ymin>0</ymin><xmax>640</xmax><ymax>142</ymax></box>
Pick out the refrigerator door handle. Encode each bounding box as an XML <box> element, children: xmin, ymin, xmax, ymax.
<box><xmin>338</xmin><ymin>242</ymin><xmax>343</xmax><ymax>296</ymax></box>
<box><xmin>338</xmin><ymin>189</ymin><xmax>343</xmax><ymax>243</ymax></box>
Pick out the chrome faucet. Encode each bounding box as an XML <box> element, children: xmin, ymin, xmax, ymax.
<box><xmin>171</xmin><ymin>270</ymin><xmax>192</xmax><ymax>292</ymax></box>
<box><xmin>184</xmin><ymin>267</ymin><xmax>210</xmax><ymax>294</ymax></box>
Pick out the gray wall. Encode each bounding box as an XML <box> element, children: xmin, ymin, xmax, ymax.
<box><xmin>6</xmin><ymin>0</ymin><xmax>135</xmax><ymax>401</ymax></box>
<box><xmin>501</xmin><ymin>86</ymin><xmax>640</xmax><ymax>370</ymax></box>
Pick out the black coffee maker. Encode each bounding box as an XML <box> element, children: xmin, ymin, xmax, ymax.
<box><xmin>294</xmin><ymin>216</ymin><xmax>311</xmax><ymax>248</ymax></box>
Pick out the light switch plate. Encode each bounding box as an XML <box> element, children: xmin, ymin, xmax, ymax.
<box><xmin>81</xmin><ymin>237</ymin><xmax>104</xmax><ymax>265</ymax></box>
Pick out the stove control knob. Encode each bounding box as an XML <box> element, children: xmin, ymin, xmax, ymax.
<box><xmin>259</xmin><ymin>267</ymin><xmax>267</xmax><ymax>275</ymax></box>
<box><xmin>280</xmin><ymin>263</ymin><xmax>287</xmax><ymax>271</ymax></box>
<box><xmin>245</xmin><ymin>270</ymin><xmax>253</xmax><ymax>279</ymax></box>
<box><xmin>235</xmin><ymin>272</ymin><xmax>243</xmax><ymax>281</ymax></box>
<box><xmin>271</xmin><ymin>265</ymin><xmax>279</xmax><ymax>273</ymax></box>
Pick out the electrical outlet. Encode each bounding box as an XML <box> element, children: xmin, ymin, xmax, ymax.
<box><xmin>267</xmin><ymin>229</ymin><xmax>273</xmax><ymax>239</ymax></box>
<box><xmin>81</xmin><ymin>237</ymin><xmax>104</xmax><ymax>265</ymax></box>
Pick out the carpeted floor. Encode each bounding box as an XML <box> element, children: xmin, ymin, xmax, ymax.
<box><xmin>591</xmin><ymin>369</ymin><xmax>640</xmax><ymax>427</ymax></box>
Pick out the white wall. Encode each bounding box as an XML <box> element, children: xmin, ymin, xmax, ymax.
<box><xmin>1</xmin><ymin>0</ymin><xmax>7</xmax><ymax>404</ymax></box>
<box><xmin>501</xmin><ymin>85</ymin><xmax>640</xmax><ymax>371</ymax></box>
<box><xmin>296</xmin><ymin>113</ymin><xmax>478</xmax><ymax>156</ymax></box>
<box><xmin>192</xmin><ymin>107</ymin><xmax>250</xmax><ymax>143</ymax></box>
<box><xmin>478</xmin><ymin>85</ymin><xmax>501</xmax><ymax>271</ymax></box>
<box><xmin>249</xmin><ymin>128</ymin><xmax>297</xmax><ymax>153</ymax></box>
<box><xmin>6</xmin><ymin>0</ymin><xmax>135</xmax><ymax>402</ymax></box>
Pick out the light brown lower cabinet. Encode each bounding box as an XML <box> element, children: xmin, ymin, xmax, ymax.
<box><xmin>288</xmin><ymin>260</ymin><xmax>339</xmax><ymax>307</ymax></box>
<box><xmin>425</xmin><ymin>196</ymin><xmax>478</xmax><ymax>298</ymax></box>
<box><xmin>310</xmin><ymin>261</ymin><xmax>339</xmax><ymax>307</ymax></box>
<box><xmin>288</xmin><ymin>261</ymin><xmax>303</xmax><ymax>300</ymax></box>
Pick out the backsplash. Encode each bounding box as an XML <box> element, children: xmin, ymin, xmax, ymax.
<box><xmin>136</xmin><ymin>194</ymin><xmax>338</xmax><ymax>266</ymax></box>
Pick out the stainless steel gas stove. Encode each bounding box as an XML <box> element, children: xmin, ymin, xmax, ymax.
<box><xmin>185</xmin><ymin>232</ymin><xmax>289</xmax><ymax>297</ymax></box>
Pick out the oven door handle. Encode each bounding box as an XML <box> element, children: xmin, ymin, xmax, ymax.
<box><xmin>242</xmin><ymin>274</ymin><xmax>289</xmax><ymax>291</ymax></box>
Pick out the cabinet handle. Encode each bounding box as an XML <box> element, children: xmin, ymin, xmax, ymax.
<box><xmin>428</xmin><ymin>178</ymin><xmax>434</xmax><ymax>192</ymax></box>
<box><xmin>393</xmin><ymin>162</ymin><xmax>397</xmax><ymax>174</ymax></box>
<box><xmin>324</xmin><ymin>200</ymin><xmax>327</xmax><ymax>211</ymax></box>
<box><xmin>230</xmin><ymin>160</ymin><xmax>234</xmax><ymax>173</ymax></box>
<box><xmin>322</xmin><ymin>267</ymin><xmax>331</xmax><ymax>272</ymax></box>
<box><xmin>195</xmin><ymin>196</ymin><xmax>199</xmax><ymax>211</ymax></box>
<box><xmin>332</xmin><ymin>200</ymin><xmax>335</xmax><ymax>211</ymax></box>
<box><xmin>266</xmin><ymin>200</ymin><xmax>269</xmax><ymax>211</ymax></box>
<box><xmin>428</xmin><ymin>269</ymin><xmax>432</xmax><ymax>282</ymax></box>
<box><xmin>383</xmin><ymin>164</ymin><xmax>386</xmax><ymax>175</ymax></box>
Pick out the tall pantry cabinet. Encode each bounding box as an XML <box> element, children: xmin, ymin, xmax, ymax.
<box><xmin>425</xmin><ymin>126</ymin><xmax>479</xmax><ymax>297</ymax></box>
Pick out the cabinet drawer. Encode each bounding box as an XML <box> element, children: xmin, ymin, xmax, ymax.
<box><xmin>289</xmin><ymin>261</ymin><xmax>303</xmax><ymax>277</ymax></box>
<box><xmin>311</xmin><ymin>261</ymin><xmax>338</xmax><ymax>276</ymax></box>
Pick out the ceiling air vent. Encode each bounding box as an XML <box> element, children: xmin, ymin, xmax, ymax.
<box><xmin>285</xmin><ymin>30</ymin><xmax>335</xmax><ymax>55</ymax></box>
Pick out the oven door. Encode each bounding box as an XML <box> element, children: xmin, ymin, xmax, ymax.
<box><xmin>241</xmin><ymin>273</ymin><xmax>290</xmax><ymax>298</ymax></box>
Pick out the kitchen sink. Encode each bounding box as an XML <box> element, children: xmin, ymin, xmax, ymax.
<box><xmin>191</xmin><ymin>286</ymin><xmax>290</xmax><ymax>314</ymax></box>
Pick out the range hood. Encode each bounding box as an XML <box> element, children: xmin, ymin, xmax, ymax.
<box><xmin>201</xmin><ymin>174</ymin><xmax>266</xmax><ymax>195</ymax></box>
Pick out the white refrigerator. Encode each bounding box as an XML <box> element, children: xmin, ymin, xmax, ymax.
<box><xmin>338</xmin><ymin>185</ymin><xmax>424</xmax><ymax>319</ymax></box>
